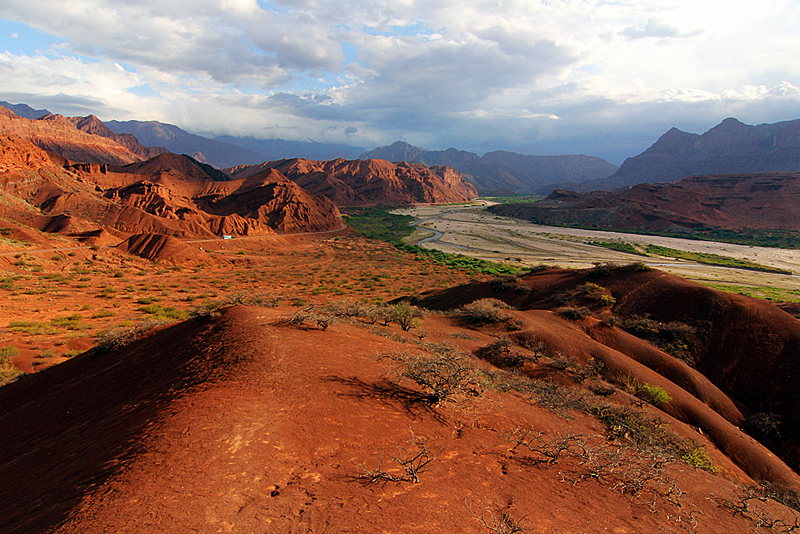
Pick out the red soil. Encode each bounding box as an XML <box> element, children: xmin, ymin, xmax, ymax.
<box><xmin>417</xmin><ymin>266</ymin><xmax>800</xmax><ymax>489</ymax></box>
<box><xmin>1</xmin><ymin>307</ymin><xmax>793</xmax><ymax>533</ymax></box>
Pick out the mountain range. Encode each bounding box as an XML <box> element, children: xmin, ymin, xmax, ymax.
<box><xmin>4</xmin><ymin>100</ymin><xmax>800</xmax><ymax>197</ymax></box>
<box><xmin>588</xmin><ymin>118</ymin><xmax>800</xmax><ymax>190</ymax></box>
<box><xmin>0</xmin><ymin>105</ymin><xmax>475</xmax><ymax>242</ymax></box>
<box><xmin>360</xmin><ymin>141</ymin><xmax>619</xmax><ymax>195</ymax></box>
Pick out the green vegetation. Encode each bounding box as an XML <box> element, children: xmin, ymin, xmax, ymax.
<box><xmin>520</xmin><ymin>213</ymin><xmax>800</xmax><ymax>249</ymax></box>
<box><xmin>645</xmin><ymin>244</ymin><xmax>791</xmax><ymax>274</ymax></box>
<box><xmin>344</xmin><ymin>207</ymin><xmax>416</xmax><ymax>244</ymax></box>
<box><xmin>345</xmin><ymin>207</ymin><xmax>523</xmax><ymax>276</ymax></box>
<box><xmin>137</xmin><ymin>304</ymin><xmax>189</xmax><ymax>321</ymax></box>
<box><xmin>587</xmin><ymin>240</ymin><xmax>647</xmax><ymax>256</ymax></box>
<box><xmin>639</xmin><ymin>383</ymin><xmax>672</xmax><ymax>405</ymax></box>
<box><xmin>705</xmin><ymin>283</ymin><xmax>800</xmax><ymax>302</ymax></box>
<box><xmin>50</xmin><ymin>314</ymin><xmax>91</xmax><ymax>330</ymax></box>
<box><xmin>481</xmin><ymin>195</ymin><xmax>543</xmax><ymax>204</ymax></box>
<box><xmin>399</xmin><ymin>246</ymin><xmax>523</xmax><ymax>276</ymax></box>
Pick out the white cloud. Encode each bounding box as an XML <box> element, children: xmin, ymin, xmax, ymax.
<box><xmin>0</xmin><ymin>0</ymin><xmax>796</xmax><ymax>163</ymax></box>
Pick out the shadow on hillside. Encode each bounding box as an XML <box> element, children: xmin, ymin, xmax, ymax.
<box><xmin>325</xmin><ymin>376</ymin><xmax>448</xmax><ymax>424</ymax></box>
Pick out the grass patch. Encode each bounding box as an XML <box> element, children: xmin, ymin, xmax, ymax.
<box><xmin>137</xmin><ymin>304</ymin><xmax>188</xmax><ymax>321</ymax></box>
<box><xmin>587</xmin><ymin>241</ymin><xmax>647</xmax><ymax>256</ymax></box>
<box><xmin>704</xmin><ymin>283</ymin><xmax>800</xmax><ymax>302</ymax></box>
<box><xmin>645</xmin><ymin>244</ymin><xmax>791</xmax><ymax>274</ymax></box>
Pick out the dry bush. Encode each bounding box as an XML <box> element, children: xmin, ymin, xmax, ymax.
<box><xmin>382</xmin><ymin>343</ymin><xmax>480</xmax><ymax>406</ymax></box>
<box><xmin>505</xmin><ymin>427</ymin><xmax>683</xmax><ymax>510</ymax></box>
<box><xmin>458</xmin><ymin>298</ymin><xmax>513</xmax><ymax>326</ymax></box>
<box><xmin>357</xmin><ymin>432</ymin><xmax>438</xmax><ymax>485</ymax></box>
<box><xmin>557</xmin><ymin>306</ymin><xmax>592</xmax><ymax>320</ymax></box>
<box><xmin>94</xmin><ymin>319</ymin><xmax>165</xmax><ymax>352</ymax></box>
<box><xmin>469</xmin><ymin>502</ymin><xmax>529</xmax><ymax>534</ymax></box>
<box><xmin>279</xmin><ymin>307</ymin><xmax>334</xmax><ymax>330</ymax></box>
<box><xmin>477</xmin><ymin>336</ymin><xmax>535</xmax><ymax>369</ymax></box>
<box><xmin>717</xmin><ymin>485</ymin><xmax>800</xmax><ymax>532</ymax></box>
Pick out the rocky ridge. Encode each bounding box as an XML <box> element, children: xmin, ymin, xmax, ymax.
<box><xmin>230</xmin><ymin>157</ymin><xmax>477</xmax><ymax>206</ymax></box>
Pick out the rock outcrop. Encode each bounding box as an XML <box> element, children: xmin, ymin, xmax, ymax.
<box><xmin>0</xmin><ymin>110</ymin><xmax>142</xmax><ymax>165</ymax></box>
<box><xmin>230</xmin><ymin>157</ymin><xmax>477</xmax><ymax>206</ymax></box>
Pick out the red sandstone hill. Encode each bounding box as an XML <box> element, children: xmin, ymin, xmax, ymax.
<box><xmin>2</xmin><ymin>304</ymin><xmax>799</xmax><ymax>533</ymax></box>
<box><xmin>0</xmin><ymin>107</ymin><xmax>141</xmax><ymax>165</ymax></box>
<box><xmin>0</xmin><ymin>137</ymin><xmax>342</xmax><ymax>239</ymax></box>
<box><xmin>229</xmin><ymin>157</ymin><xmax>477</xmax><ymax>206</ymax></box>
<box><xmin>68</xmin><ymin>115</ymin><xmax>168</xmax><ymax>160</ymax></box>
<box><xmin>490</xmin><ymin>171</ymin><xmax>800</xmax><ymax>234</ymax></box>
<box><xmin>416</xmin><ymin>264</ymin><xmax>800</xmax><ymax>481</ymax></box>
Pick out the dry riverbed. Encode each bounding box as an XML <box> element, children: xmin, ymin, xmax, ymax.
<box><xmin>396</xmin><ymin>204</ymin><xmax>800</xmax><ymax>297</ymax></box>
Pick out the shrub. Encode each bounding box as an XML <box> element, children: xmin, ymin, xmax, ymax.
<box><xmin>477</xmin><ymin>336</ymin><xmax>532</xmax><ymax>368</ymax></box>
<box><xmin>639</xmin><ymin>383</ymin><xmax>672</xmax><ymax>405</ymax></box>
<box><xmin>382</xmin><ymin>343</ymin><xmax>479</xmax><ymax>406</ymax></box>
<box><xmin>743</xmin><ymin>412</ymin><xmax>782</xmax><ymax>444</ymax></box>
<box><xmin>557</xmin><ymin>306</ymin><xmax>591</xmax><ymax>320</ymax></box>
<box><xmin>0</xmin><ymin>356</ymin><xmax>23</xmax><ymax>385</ymax></box>
<box><xmin>0</xmin><ymin>346</ymin><xmax>20</xmax><ymax>358</ymax></box>
<box><xmin>622</xmin><ymin>316</ymin><xmax>696</xmax><ymax>365</ymax></box>
<box><xmin>588</xmin><ymin>262</ymin><xmax>620</xmax><ymax>277</ymax></box>
<box><xmin>390</xmin><ymin>301</ymin><xmax>423</xmax><ymax>331</ymax></box>
<box><xmin>94</xmin><ymin>319</ymin><xmax>164</xmax><ymax>352</ymax></box>
<box><xmin>279</xmin><ymin>308</ymin><xmax>334</xmax><ymax>330</ymax></box>
<box><xmin>458</xmin><ymin>298</ymin><xmax>512</xmax><ymax>326</ymax></box>
<box><xmin>490</xmin><ymin>275</ymin><xmax>519</xmax><ymax>292</ymax></box>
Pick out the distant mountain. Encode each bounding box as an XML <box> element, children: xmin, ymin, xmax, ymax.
<box><xmin>0</xmin><ymin>101</ymin><xmax>50</xmax><ymax>120</ymax></box>
<box><xmin>105</xmin><ymin>120</ymin><xmax>266</xmax><ymax>168</ymax></box>
<box><xmin>105</xmin><ymin>121</ymin><xmax>366</xmax><ymax>169</ymax></box>
<box><xmin>215</xmin><ymin>135</ymin><xmax>365</xmax><ymax>162</ymax></box>
<box><xmin>230</xmin><ymin>157</ymin><xmax>477</xmax><ymax>206</ymax></box>
<box><xmin>589</xmin><ymin>118</ymin><xmax>800</xmax><ymax>190</ymax></box>
<box><xmin>359</xmin><ymin>141</ymin><xmax>618</xmax><ymax>195</ymax></box>
<box><xmin>490</xmin><ymin>171</ymin><xmax>800</xmax><ymax>237</ymax></box>
<box><xmin>68</xmin><ymin>115</ymin><xmax>168</xmax><ymax>160</ymax></box>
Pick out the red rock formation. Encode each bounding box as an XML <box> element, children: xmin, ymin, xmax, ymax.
<box><xmin>230</xmin><ymin>157</ymin><xmax>477</xmax><ymax>206</ymax></box>
<box><xmin>0</xmin><ymin>135</ymin><xmax>342</xmax><ymax>238</ymax></box>
<box><xmin>491</xmin><ymin>172</ymin><xmax>800</xmax><ymax>233</ymax></box>
<box><xmin>0</xmin><ymin>109</ymin><xmax>141</xmax><ymax>165</ymax></box>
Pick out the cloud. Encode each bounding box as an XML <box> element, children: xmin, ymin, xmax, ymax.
<box><xmin>0</xmin><ymin>0</ymin><xmax>797</xmax><ymax>164</ymax></box>
<box><xmin>621</xmin><ymin>18</ymin><xmax>703</xmax><ymax>40</ymax></box>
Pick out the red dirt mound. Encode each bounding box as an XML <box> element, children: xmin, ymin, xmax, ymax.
<box><xmin>1</xmin><ymin>306</ymin><xmax>793</xmax><ymax>533</ymax></box>
<box><xmin>416</xmin><ymin>265</ymin><xmax>800</xmax><ymax>483</ymax></box>
<box><xmin>229</xmin><ymin>157</ymin><xmax>477</xmax><ymax>206</ymax></box>
<box><xmin>117</xmin><ymin>233</ymin><xmax>211</xmax><ymax>264</ymax></box>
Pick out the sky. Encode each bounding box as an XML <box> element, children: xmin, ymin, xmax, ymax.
<box><xmin>0</xmin><ymin>0</ymin><xmax>798</xmax><ymax>164</ymax></box>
